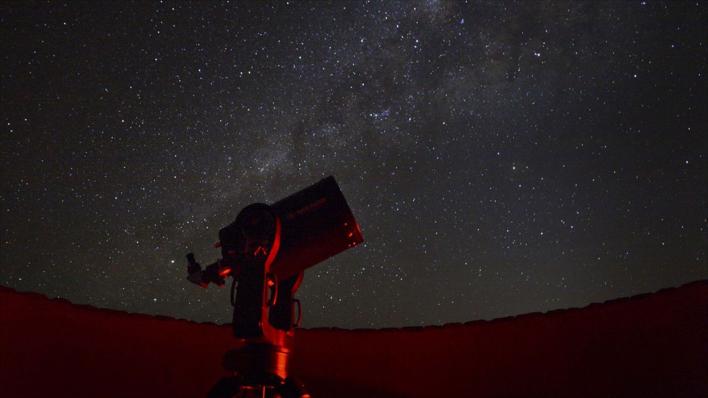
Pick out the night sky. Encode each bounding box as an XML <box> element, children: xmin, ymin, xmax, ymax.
<box><xmin>1</xmin><ymin>1</ymin><xmax>706</xmax><ymax>328</ymax></box>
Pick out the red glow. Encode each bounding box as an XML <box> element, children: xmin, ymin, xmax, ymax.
<box><xmin>218</xmin><ymin>267</ymin><xmax>232</xmax><ymax>277</ymax></box>
<box><xmin>1</xmin><ymin>283</ymin><xmax>706</xmax><ymax>398</ymax></box>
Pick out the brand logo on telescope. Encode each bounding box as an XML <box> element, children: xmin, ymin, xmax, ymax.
<box><xmin>286</xmin><ymin>197</ymin><xmax>327</xmax><ymax>220</ymax></box>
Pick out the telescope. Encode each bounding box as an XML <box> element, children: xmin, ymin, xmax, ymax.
<box><xmin>186</xmin><ymin>176</ymin><xmax>363</xmax><ymax>397</ymax></box>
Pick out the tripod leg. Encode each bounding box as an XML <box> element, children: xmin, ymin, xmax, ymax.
<box><xmin>277</xmin><ymin>377</ymin><xmax>311</xmax><ymax>398</ymax></box>
<box><xmin>207</xmin><ymin>376</ymin><xmax>242</xmax><ymax>398</ymax></box>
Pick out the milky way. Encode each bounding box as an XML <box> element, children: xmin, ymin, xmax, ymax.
<box><xmin>1</xmin><ymin>1</ymin><xmax>706</xmax><ymax>328</ymax></box>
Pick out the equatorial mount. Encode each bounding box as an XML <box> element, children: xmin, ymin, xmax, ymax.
<box><xmin>185</xmin><ymin>176</ymin><xmax>363</xmax><ymax>398</ymax></box>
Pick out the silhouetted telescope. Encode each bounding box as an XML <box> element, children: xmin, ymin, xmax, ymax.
<box><xmin>187</xmin><ymin>175</ymin><xmax>363</xmax><ymax>287</ymax></box>
<box><xmin>185</xmin><ymin>176</ymin><xmax>363</xmax><ymax>397</ymax></box>
<box><xmin>244</xmin><ymin>174</ymin><xmax>363</xmax><ymax>280</ymax></box>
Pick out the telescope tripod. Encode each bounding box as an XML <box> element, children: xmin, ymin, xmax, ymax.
<box><xmin>207</xmin><ymin>343</ymin><xmax>309</xmax><ymax>398</ymax></box>
<box><xmin>208</xmin><ymin>266</ymin><xmax>310</xmax><ymax>398</ymax></box>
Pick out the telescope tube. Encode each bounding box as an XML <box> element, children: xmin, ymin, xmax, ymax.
<box><xmin>269</xmin><ymin>176</ymin><xmax>363</xmax><ymax>279</ymax></box>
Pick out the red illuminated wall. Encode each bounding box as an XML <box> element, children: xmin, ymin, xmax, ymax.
<box><xmin>1</xmin><ymin>281</ymin><xmax>707</xmax><ymax>397</ymax></box>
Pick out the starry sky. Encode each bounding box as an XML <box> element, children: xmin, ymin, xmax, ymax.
<box><xmin>1</xmin><ymin>1</ymin><xmax>706</xmax><ymax>328</ymax></box>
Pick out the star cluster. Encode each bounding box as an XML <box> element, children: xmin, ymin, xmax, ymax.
<box><xmin>1</xmin><ymin>1</ymin><xmax>706</xmax><ymax>328</ymax></box>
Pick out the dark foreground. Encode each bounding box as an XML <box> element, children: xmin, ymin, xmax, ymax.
<box><xmin>1</xmin><ymin>281</ymin><xmax>706</xmax><ymax>397</ymax></box>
